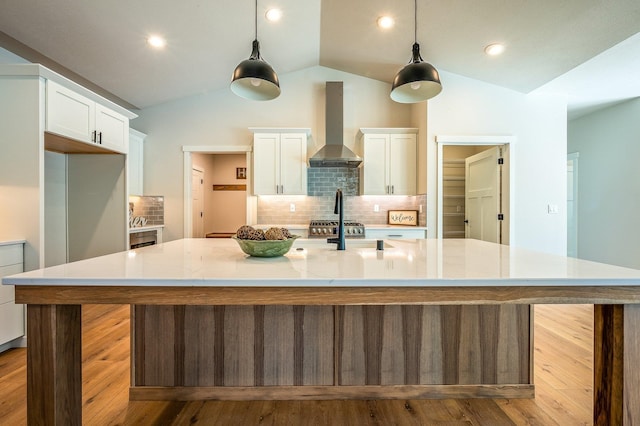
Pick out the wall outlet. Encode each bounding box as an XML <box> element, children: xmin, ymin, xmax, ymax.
<box><xmin>290</xmin><ymin>203</ymin><xmax>296</xmax><ymax>212</ymax></box>
<box><xmin>419</xmin><ymin>204</ymin><xmax>423</xmax><ymax>213</ymax></box>
<box><xmin>547</xmin><ymin>204</ymin><xmax>559</xmax><ymax>214</ymax></box>
<box><xmin>374</xmin><ymin>204</ymin><xmax>379</xmax><ymax>212</ymax></box>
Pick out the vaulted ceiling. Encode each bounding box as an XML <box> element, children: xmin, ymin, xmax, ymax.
<box><xmin>1</xmin><ymin>0</ymin><xmax>639</xmax><ymax>117</ymax></box>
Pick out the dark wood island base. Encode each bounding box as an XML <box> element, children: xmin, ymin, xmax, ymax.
<box><xmin>131</xmin><ymin>304</ymin><xmax>532</xmax><ymax>400</ymax></box>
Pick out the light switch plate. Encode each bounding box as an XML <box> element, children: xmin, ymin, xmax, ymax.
<box><xmin>547</xmin><ymin>204</ymin><xmax>559</xmax><ymax>214</ymax></box>
<box><xmin>290</xmin><ymin>203</ymin><xmax>296</xmax><ymax>212</ymax></box>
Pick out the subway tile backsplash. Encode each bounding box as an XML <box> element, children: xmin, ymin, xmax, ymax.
<box><xmin>307</xmin><ymin>168</ymin><xmax>359</xmax><ymax>196</ymax></box>
<box><xmin>129</xmin><ymin>196</ymin><xmax>164</xmax><ymax>226</ymax></box>
<box><xmin>257</xmin><ymin>194</ymin><xmax>426</xmax><ymax>226</ymax></box>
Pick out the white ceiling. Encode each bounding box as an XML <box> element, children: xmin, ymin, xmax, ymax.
<box><xmin>1</xmin><ymin>0</ymin><xmax>639</xmax><ymax>116</ymax></box>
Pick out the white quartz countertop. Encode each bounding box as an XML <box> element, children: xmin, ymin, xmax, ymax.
<box><xmin>4</xmin><ymin>238</ymin><xmax>640</xmax><ymax>288</ymax></box>
<box><xmin>129</xmin><ymin>225</ymin><xmax>164</xmax><ymax>233</ymax></box>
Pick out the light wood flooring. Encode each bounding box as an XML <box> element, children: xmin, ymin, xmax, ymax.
<box><xmin>0</xmin><ymin>304</ymin><xmax>593</xmax><ymax>425</ymax></box>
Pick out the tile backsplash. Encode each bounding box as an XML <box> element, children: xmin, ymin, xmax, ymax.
<box><xmin>307</xmin><ymin>167</ymin><xmax>359</xmax><ymax>196</ymax></box>
<box><xmin>257</xmin><ymin>194</ymin><xmax>426</xmax><ymax>226</ymax></box>
<box><xmin>129</xmin><ymin>196</ymin><xmax>164</xmax><ymax>227</ymax></box>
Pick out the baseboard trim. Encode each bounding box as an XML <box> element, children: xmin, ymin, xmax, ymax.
<box><xmin>130</xmin><ymin>384</ymin><xmax>535</xmax><ymax>401</ymax></box>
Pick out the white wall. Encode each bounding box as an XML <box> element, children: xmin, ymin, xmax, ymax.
<box><xmin>568</xmin><ymin>98</ymin><xmax>640</xmax><ymax>268</ymax></box>
<box><xmin>0</xmin><ymin>47</ymin><xmax>28</xmax><ymax>64</ymax></box>
<box><xmin>427</xmin><ymin>71</ymin><xmax>568</xmax><ymax>254</ymax></box>
<box><xmin>132</xmin><ymin>66</ymin><xmax>414</xmax><ymax>241</ymax></box>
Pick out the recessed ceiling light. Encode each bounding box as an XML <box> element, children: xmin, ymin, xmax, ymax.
<box><xmin>265</xmin><ymin>8</ymin><xmax>283</xmax><ymax>22</ymax></box>
<box><xmin>377</xmin><ymin>15</ymin><xmax>394</xmax><ymax>29</ymax></box>
<box><xmin>147</xmin><ymin>35</ymin><xmax>166</xmax><ymax>49</ymax></box>
<box><xmin>484</xmin><ymin>43</ymin><xmax>505</xmax><ymax>56</ymax></box>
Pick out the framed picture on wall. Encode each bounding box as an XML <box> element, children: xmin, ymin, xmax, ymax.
<box><xmin>236</xmin><ymin>167</ymin><xmax>247</xmax><ymax>179</ymax></box>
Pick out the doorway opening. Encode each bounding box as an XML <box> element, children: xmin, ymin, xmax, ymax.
<box><xmin>436</xmin><ymin>135</ymin><xmax>514</xmax><ymax>245</ymax></box>
<box><xmin>183</xmin><ymin>146</ymin><xmax>254</xmax><ymax>238</ymax></box>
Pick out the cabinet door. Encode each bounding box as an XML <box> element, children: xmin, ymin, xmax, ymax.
<box><xmin>389</xmin><ymin>133</ymin><xmax>417</xmax><ymax>195</ymax></box>
<box><xmin>96</xmin><ymin>104</ymin><xmax>128</xmax><ymax>154</ymax></box>
<box><xmin>253</xmin><ymin>133</ymin><xmax>279</xmax><ymax>195</ymax></box>
<box><xmin>279</xmin><ymin>133</ymin><xmax>307</xmax><ymax>195</ymax></box>
<box><xmin>128</xmin><ymin>131</ymin><xmax>144</xmax><ymax>195</ymax></box>
<box><xmin>361</xmin><ymin>134</ymin><xmax>389</xmax><ymax>195</ymax></box>
<box><xmin>46</xmin><ymin>80</ymin><xmax>95</xmax><ymax>144</ymax></box>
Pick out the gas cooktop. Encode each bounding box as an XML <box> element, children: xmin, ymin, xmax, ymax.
<box><xmin>308</xmin><ymin>220</ymin><xmax>365</xmax><ymax>238</ymax></box>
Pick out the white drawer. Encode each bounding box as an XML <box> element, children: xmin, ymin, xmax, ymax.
<box><xmin>0</xmin><ymin>263</ymin><xmax>23</xmax><ymax>304</ymax></box>
<box><xmin>0</xmin><ymin>284</ymin><xmax>16</xmax><ymax>305</ymax></box>
<box><xmin>0</xmin><ymin>244</ymin><xmax>23</xmax><ymax>266</ymax></box>
<box><xmin>365</xmin><ymin>229</ymin><xmax>426</xmax><ymax>239</ymax></box>
<box><xmin>0</xmin><ymin>301</ymin><xmax>24</xmax><ymax>345</ymax></box>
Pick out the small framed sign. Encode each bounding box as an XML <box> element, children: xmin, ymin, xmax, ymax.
<box><xmin>388</xmin><ymin>210</ymin><xmax>419</xmax><ymax>226</ymax></box>
<box><xmin>236</xmin><ymin>167</ymin><xmax>247</xmax><ymax>179</ymax></box>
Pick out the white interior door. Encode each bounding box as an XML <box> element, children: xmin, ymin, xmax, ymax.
<box><xmin>192</xmin><ymin>168</ymin><xmax>204</xmax><ymax>238</ymax></box>
<box><xmin>465</xmin><ymin>147</ymin><xmax>501</xmax><ymax>243</ymax></box>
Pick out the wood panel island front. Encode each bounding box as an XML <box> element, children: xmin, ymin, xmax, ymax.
<box><xmin>4</xmin><ymin>238</ymin><xmax>640</xmax><ymax>425</ymax></box>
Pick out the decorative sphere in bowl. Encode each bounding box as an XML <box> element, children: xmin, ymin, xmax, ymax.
<box><xmin>232</xmin><ymin>235</ymin><xmax>299</xmax><ymax>257</ymax></box>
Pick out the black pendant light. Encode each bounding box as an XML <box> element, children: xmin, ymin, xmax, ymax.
<box><xmin>230</xmin><ymin>0</ymin><xmax>281</xmax><ymax>100</ymax></box>
<box><xmin>390</xmin><ymin>0</ymin><xmax>442</xmax><ymax>103</ymax></box>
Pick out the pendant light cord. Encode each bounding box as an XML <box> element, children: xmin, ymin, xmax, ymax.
<box><xmin>254</xmin><ymin>0</ymin><xmax>258</xmax><ymax>40</ymax></box>
<box><xmin>414</xmin><ymin>0</ymin><xmax>417</xmax><ymax>43</ymax></box>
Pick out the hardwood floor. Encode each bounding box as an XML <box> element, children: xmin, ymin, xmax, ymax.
<box><xmin>0</xmin><ymin>304</ymin><xmax>593</xmax><ymax>425</ymax></box>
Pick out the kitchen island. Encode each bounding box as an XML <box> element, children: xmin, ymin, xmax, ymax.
<box><xmin>4</xmin><ymin>238</ymin><xmax>640</xmax><ymax>425</ymax></box>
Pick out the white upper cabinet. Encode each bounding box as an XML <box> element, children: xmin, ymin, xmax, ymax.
<box><xmin>359</xmin><ymin>128</ymin><xmax>418</xmax><ymax>195</ymax></box>
<box><xmin>45</xmin><ymin>80</ymin><xmax>95</xmax><ymax>143</ymax></box>
<box><xmin>46</xmin><ymin>80</ymin><xmax>128</xmax><ymax>154</ymax></box>
<box><xmin>252</xmin><ymin>129</ymin><xmax>309</xmax><ymax>195</ymax></box>
<box><xmin>95</xmin><ymin>104</ymin><xmax>128</xmax><ymax>153</ymax></box>
<box><xmin>128</xmin><ymin>129</ymin><xmax>146</xmax><ymax>195</ymax></box>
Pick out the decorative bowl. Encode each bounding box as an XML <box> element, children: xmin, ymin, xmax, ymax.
<box><xmin>231</xmin><ymin>235</ymin><xmax>299</xmax><ymax>257</ymax></box>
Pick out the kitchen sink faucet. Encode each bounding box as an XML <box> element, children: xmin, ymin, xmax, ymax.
<box><xmin>328</xmin><ymin>189</ymin><xmax>346</xmax><ymax>250</ymax></box>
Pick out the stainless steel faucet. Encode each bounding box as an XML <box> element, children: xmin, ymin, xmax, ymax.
<box><xmin>327</xmin><ymin>188</ymin><xmax>346</xmax><ymax>250</ymax></box>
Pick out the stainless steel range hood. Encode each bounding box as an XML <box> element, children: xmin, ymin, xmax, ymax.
<box><xmin>309</xmin><ymin>82</ymin><xmax>362</xmax><ymax>168</ymax></box>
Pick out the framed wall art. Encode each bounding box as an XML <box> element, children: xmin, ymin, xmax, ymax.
<box><xmin>388</xmin><ymin>210</ymin><xmax>418</xmax><ymax>226</ymax></box>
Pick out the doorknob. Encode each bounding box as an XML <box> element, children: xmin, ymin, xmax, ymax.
<box><xmin>464</xmin><ymin>219</ymin><xmax>469</xmax><ymax>224</ymax></box>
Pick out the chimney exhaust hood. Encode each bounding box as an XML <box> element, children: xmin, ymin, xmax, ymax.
<box><xmin>309</xmin><ymin>82</ymin><xmax>362</xmax><ymax>168</ymax></box>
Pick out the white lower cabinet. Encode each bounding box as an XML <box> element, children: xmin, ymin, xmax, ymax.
<box><xmin>0</xmin><ymin>242</ymin><xmax>25</xmax><ymax>349</ymax></box>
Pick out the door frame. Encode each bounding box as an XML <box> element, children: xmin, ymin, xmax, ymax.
<box><xmin>567</xmin><ymin>152</ymin><xmax>579</xmax><ymax>257</ymax></box>
<box><xmin>182</xmin><ymin>145</ymin><xmax>253</xmax><ymax>238</ymax></box>
<box><xmin>436</xmin><ymin>135</ymin><xmax>515</xmax><ymax>244</ymax></box>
